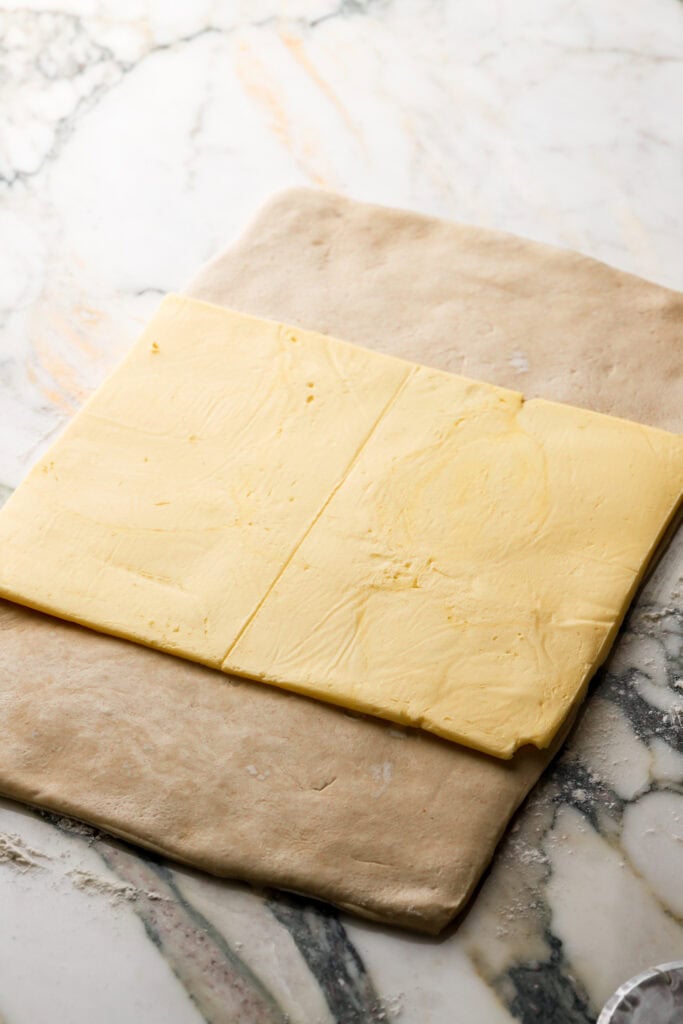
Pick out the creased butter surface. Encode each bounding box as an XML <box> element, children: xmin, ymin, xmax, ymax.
<box><xmin>0</xmin><ymin>294</ymin><xmax>680</xmax><ymax>758</ymax></box>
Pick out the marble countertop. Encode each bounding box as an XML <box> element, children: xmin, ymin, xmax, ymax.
<box><xmin>1</xmin><ymin>2</ymin><xmax>682</xmax><ymax>1022</ymax></box>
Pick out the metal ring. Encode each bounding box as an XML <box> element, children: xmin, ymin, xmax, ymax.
<box><xmin>597</xmin><ymin>962</ymin><xmax>683</xmax><ymax>1023</ymax></box>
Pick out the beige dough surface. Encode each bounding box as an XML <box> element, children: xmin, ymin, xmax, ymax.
<box><xmin>1</xmin><ymin>188</ymin><xmax>681</xmax><ymax>932</ymax></box>
<box><xmin>190</xmin><ymin>189</ymin><xmax>682</xmax><ymax>433</ymax></box>
<box><xmin>0</xmin><ymin>600</ymin><xmax>554</xmax><ymax>933</ymax></box>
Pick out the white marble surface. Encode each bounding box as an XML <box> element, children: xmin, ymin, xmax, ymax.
<box><xmin>1</xmin><ymin>2</ymin><xmax>682</xmax><ymax>1023</ymax></box>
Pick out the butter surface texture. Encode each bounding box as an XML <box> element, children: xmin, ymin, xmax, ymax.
<box><xmin>0</xmin><ymin>294</ymin><xmax>681</xmax><ymax>757</ymax></box>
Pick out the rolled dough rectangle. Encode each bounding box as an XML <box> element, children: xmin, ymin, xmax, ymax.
<box><xmin>0</xmin><ymin>189</ymin><xmax>681</xmax><ymax>931</ymax></box>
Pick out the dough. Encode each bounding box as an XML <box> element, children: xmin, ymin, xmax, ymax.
<box><xmin>191</xmin><ymin>190</ymin><xmax>682</xmax><ymax>433</ymax></box>
<box><xmin>1</xmin><ymin>294</ymin><xmax>679</xmax><ymax>757</ymax></box>
<box><xmin>0</xmin><ymin>189</ymin><xmax>680</xmax><ymax>931</ymax></box>
<box><xmin>0</xmin><ymin>600</ymin><xmax>557</xmax><ymax>933</ymax></box>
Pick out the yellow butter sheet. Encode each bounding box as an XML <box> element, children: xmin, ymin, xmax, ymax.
<box><xmin>0</xmin><ymin>295</ymin><xmax>680</xmax><ymax>757</ymax></box>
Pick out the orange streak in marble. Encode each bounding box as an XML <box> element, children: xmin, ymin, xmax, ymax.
<box><xmin>279</xmin><ymin>29</ymin><xmax>363</xmax><ymax>144</ymax></box>
<box><xmin>236</xmin><ymin>42</ymin><xmax>291</xmax><ymax>149</ymax></box>
<box><xmin>29</xmin><ymin>320</ymin><xmax>90</xmax><ymax>414</ymax></box>
<box><xmin>68</xmin><ymin>306</ymin><xmax>107</xmax><ymax>360</ymax></box>
<box><xmin>234</xmin><ymin>39</ymin><xmax>330</xmax><ymax>187</ymax></box>
<box><xmin>26</xmin><ymin>357</ymin><xmax>77</xmax><ymax>415</ymax></box>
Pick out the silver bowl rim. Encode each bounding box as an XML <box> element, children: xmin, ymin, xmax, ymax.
<box><xmin>597</xmin><ymin>962</ymin><xmax>683</xmax><ymax>1023</ymax></box>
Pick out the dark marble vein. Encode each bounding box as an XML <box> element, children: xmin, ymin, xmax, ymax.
<box><xmin>38</xmin><ymin>815</ymin><xmax>288</xmax><ymax>1024</ymax></box>
<box><xmin>41</xmin><ymin>810</ymin><xmax>386</xmax><ymax>1024</ymax></box>
<box><xmin>1</xmin><ymin>2</ymin><xmax>391</xmax><ymax>189</ymax></box>
<box><xmin>602</xmin><ymin>664</ymin><xmax>683</xmax><ymax>755</ymax></box>
<box><xmin>309</xmin><ymin>0</ymin><xmax>392</xmax><ymax>28</ymax></box>
<box><xmin>508</xmin><ymin>933</ymin><xmax>594</xmax><ymax>1024</ymax></box>
<box><xmin>465</xmin><ymin>774</ymin><xmax>599</xmax><ymax>1022</ymax></box>
<box><xmin>114</xmin><ymin>856</ymin><xmax>290</xmax><ymax>1024</ymax></box>
<box><xmin>465</xmin><ymin>523</ymin><xmax>682</xmax><ymax>1023</ymax></box>
<box><xmin>548</xmin><ymin>757</ymin><xmax>624</xmax><ymax>835</ymax></box>
<box><xmin>267</xmin><ymin>892</ymin><xmax>386</xmax><ymax>1023</ymax></box>
<box><xmin>0</xmin><ymin>11</ymin><xmax>123</xmax><ymax>187</ymax></box>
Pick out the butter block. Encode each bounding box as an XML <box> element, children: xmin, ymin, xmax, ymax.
<box><xmin>227</xmin><ymin>367</ymin><xmax>683</xmax><ymax>754</ymax></box>
<box><xmin>0</xmin><ymin>294</ymin><xmax>680</xmax><ymax>757</ymax></box>
<box><xmin>0</xmin><ymin>296</ymin><xmax>407</xmax><ymax>667</ymax></box>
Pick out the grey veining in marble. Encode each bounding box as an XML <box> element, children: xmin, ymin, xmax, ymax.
<box><xmin>1</xmin><ymin>1</ymin><xmax>682</xmax><ymax>1022</ymax></box>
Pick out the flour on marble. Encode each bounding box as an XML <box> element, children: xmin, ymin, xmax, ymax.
<box><xmin>377</xmin><ymin>992</ymin><xmax>404</xmax><ymax>1020</ymax></box>
<box><xmin>0</xmin><ymin>832</ymin><xmax>48</xmax><ymax>871</ymax></box>
<box><xmin>67</xmin><ymin>868</ymin><xmax>167</xmax><ymax>905</ymax></box>
<box><xmin>1</xmin><ymin>819</ymin><xmax>165</xmax><ymax>906</ymax></box>
<box><xmin>46</xmin><ymin>813</ymin><xmax>101</xmax><ymax>843</ymax></box>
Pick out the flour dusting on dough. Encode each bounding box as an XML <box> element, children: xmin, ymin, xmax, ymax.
<box><xmin>508</xmin><ymin>349</ymin><xmax>530</xmax><ymax>373</ymax></box>
<box><xmin>388</xmin><ymin>728</ymin><xmax>408</xmax><ymax>740</ymax></box>
<box><xmin>370</xmin><ymin>762</ymin><xmax>394</xmax><ymax>797</ymax></box>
